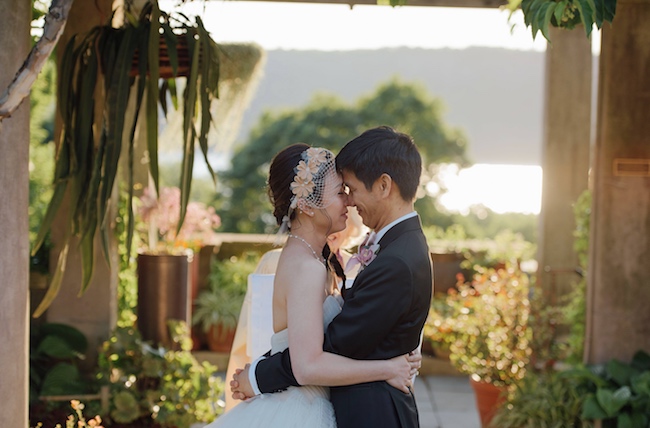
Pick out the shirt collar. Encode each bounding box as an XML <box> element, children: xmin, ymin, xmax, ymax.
<box><xmin>371</xmin><ymin>211</ymin><xmax>417</xmax><ymax>245</ymax></box>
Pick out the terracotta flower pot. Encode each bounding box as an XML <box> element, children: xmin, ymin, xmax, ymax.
<box><xmin>469</xmin><ymin>377</ymin><xmax>507</xmax><ymax>428</ymax></box>
<box><xmin>206</xmin><ymin>324</ymin><xmax>236</xmax><ymax>354</ymax></box>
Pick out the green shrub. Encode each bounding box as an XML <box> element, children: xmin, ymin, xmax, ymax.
<box><xmin>565</xmin><ymin>351</ymin><xmax>650</xmax><ymax>428</ymax></box>
<box><xmin>97</xmin><ymin>323</ymin><xmax>224</xmax><ymax>427</ymax></box>
<box><xmin>491</xmin><ymin>369</ymin><xmax>592</xmax><ymax>428</ymax></box>
<box><xmin>192</xmin><ymin>252</ymin><xmax>260</xmax><ymax>333</ymax></box>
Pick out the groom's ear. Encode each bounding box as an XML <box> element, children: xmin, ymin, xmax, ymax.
<box><xmin>377</xmin><ymin>173</ymin><xmax>393</xmax><ymax>197</ymax></box>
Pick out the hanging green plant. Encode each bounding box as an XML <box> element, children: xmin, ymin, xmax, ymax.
<box><xmin>507</xmin><ymin>0</ymin><xmax>617</xmax><ymax>41</ymax></box>
<box><xmin>31</xmin><ymin>0</ymin><xmax>221</xmax><ymax>317</ymax></box>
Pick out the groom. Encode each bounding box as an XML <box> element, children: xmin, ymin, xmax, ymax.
<box><xmin>233</xmin><ymin>126</ymin><xmax>433</xmax><ymax>428</ymax></box>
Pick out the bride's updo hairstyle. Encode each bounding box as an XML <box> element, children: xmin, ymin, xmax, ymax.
<box><xmin>267</xmin><ymin>143</ymin><xmax>338</xmax><ymax>233</ymax></box>
<box><xmin>268</xmin><ymin>143</ymin><xmax>310</xmax><ymax>228</ymax></box>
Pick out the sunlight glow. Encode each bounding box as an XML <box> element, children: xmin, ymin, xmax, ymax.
<box><xmin>435</xmin><ymin>164</ymin><xmax>542</xmax><ymax>215</ymax></box>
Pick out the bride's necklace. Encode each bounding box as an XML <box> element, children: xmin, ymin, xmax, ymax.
<box><xmin>287</xmin><ymin>234</ymin><xmax>326</xmax><ymax>266</ymax></box>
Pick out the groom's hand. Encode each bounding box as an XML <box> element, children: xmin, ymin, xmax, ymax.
<box><xmin>230</xmin><ymin>364</ymin><xmax>255</xmax><ymax>400</ymax></box>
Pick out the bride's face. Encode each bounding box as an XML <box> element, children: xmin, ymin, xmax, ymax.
<box><xmin>314</xmin><ymin>173</ymin><xmax>348</xmax><ymax>235</ymax></box>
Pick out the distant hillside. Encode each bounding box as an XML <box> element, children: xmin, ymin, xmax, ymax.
<box><xmin>235</xmin><ymin>47</ymin><xmax>546</xmax><ymax>165</ymax></box>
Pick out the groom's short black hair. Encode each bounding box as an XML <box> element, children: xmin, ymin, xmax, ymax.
<box><xmin>336</xmin><ymin>126</ymin><xmax>421</xmax><ymax>202</ymax></box>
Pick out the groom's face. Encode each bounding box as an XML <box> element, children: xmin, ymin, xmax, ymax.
<box><xmin>342</xmin><ymin>170</ymin><xmax>380</xmax><ymax>231</ymax></box>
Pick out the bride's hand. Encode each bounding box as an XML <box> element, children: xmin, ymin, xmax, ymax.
<box><xmin>231</xmin><ymin>364</ymin><xmax>255</xmax><ymax>400</ymax></box>
<box><xmin>386</xmin><ymin>354</ymin><xmax>415</xmax><ymax>393</ymax></box>
<box><xmin>407</xmin><ymin>347</ymin><xmax>422</xmax><ymax>373</ymax></box>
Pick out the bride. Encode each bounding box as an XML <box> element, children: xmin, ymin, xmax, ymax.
<box><xmin>205</xmin><ymin>144</ymin><xmax>417</xmax><ymax>427</ymax></box>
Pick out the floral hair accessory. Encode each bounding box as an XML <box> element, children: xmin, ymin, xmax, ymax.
<box><xmin>345</xmin><ymin>233</ymin><xmax>380</xmax><ymax>274</ymax></box>
<box><xmin>278</xmin><ymin>147</ymin><xmax>338</xmax><ymax>235</ymax></box>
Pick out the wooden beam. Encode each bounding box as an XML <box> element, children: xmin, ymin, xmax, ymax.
<box><xmin>231</xmin><ymin>0</ymin><xmax>507</xmax><ymax>8</ymax></box>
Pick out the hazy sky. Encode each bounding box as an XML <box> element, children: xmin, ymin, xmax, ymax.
<box><xmin>160</xmin><ymin>1</ymin><xmax>558</xmax><ymax>214</ymax></box>
<box><xmin>163</xmin><ymin>1</ymin><xmax>550</xmax><ymax>51</ymax></box>
<box><xmin>163</xmin><ymin>1</ymin><xmax>600</xmax><ymax>54</ymax></box>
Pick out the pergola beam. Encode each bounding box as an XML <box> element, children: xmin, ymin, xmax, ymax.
<box><xmin>232</xmin><ymin>0</ymin><xmax>506</xmax><ymax>7</ymax></box>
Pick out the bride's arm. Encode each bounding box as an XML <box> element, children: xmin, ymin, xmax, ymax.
<box><xmin>283</xmin><ymin>260</ymin><xmax>411</xmax><ymax>389</ymax></box>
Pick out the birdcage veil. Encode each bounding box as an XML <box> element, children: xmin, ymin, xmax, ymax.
<box><xmin>278</xmin><ymin>147</ymin><xmax>339</xmax><ymax>234</ymax></box>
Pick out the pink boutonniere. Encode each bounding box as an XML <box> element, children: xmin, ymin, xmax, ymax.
<box><xmin>345</xmin><ymin>242</ymin><xmax>380</xmax><ymax>273</ymax></box>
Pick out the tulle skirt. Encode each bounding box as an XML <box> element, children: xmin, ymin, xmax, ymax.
<box><xmin>205</xmin><ymin>384</ymin><xmax>337</xmax><ymax>428</ymax></box>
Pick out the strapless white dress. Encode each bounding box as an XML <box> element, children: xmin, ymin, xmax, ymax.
<box><xmin>205</xmin><ymin>294</ymin><xmax>343</xmax><ymax>428</ymax></box>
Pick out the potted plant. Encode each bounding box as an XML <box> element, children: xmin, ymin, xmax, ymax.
<box><xmin>192</xmin><ymin>253</ymin><xmax>260</xmax><ymax>353</ymax></box>
<box><xmin>135</xmin><ymin>186</ymin><xmax>221</xmax><ymax>348</ymax></box>
<box><xmin>424</xmin><ymin>264</ymin><xmax>532</xmax><ymax>427</ymax></box>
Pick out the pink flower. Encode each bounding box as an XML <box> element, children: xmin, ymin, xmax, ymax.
<box><xmin>137</xmin><ymin>186</ymin><xmax>221</xmax><ymax>253</ymax></box>
<box><xmin>345</xmin><ymin>243</ymin><xmax>380</xmax><ymax>273</ymax></box>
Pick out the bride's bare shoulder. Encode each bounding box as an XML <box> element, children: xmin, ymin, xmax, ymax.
<box><xmin>276</xmin><ymin>248</ymin><xmax>327</xmax><ymax>287</ymax></box>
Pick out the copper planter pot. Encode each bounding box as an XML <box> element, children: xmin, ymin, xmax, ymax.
<box><xmin>136</xmin><ymin>253</ymin><xmax>193</xmax><ymax>348</ymax></box>
<box><xmin>469</xmin><ymin>377</ymin><xmax>507</xmax><ymax>428</ymax></box>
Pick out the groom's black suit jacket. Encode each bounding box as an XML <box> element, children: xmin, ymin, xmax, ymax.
<box><xmin>255</xmin><ymin>215</ymin><xmax>433</xmax><ymax>428</ymax></box>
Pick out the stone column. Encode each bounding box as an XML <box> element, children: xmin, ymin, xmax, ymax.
<box><xmin>585</xmin><ymin>0</ymin><xmax>650</xmax><ymax>364</ymax></box>
<box><xmin>537</xmin><ymin>26</ymin><xmax>592</xmax><ymax>302</ymax></box>
<box><xmin>44</xmin><ymin>0</ymin><xmax>117</xmax><ymax>364</ymax></box>
<box><xmin>0</xmin><ymin>1</ymin><xmax>31</xmax><ymax>426</ymax></box>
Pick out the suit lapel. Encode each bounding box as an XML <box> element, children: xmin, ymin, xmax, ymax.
<box><xmin>343</xmin><ymin>215</ymin><xmax>423</xmax><ymax>299</ymax></box>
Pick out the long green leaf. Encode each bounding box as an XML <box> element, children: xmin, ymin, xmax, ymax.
<box><xmin>73</xmin><ymin>42</ymin><xmax>98</xmax><ymax>226</ymax></box>
<box><xmin>97</xmin><ymin>129</ymin><xmax>111</xmax><ymax>267</ymax></box>
<box><xmin>57</xmin><ymin>34</ymin><xmax>77</xmax><ymax>127</ymax></box>
<box><xmin>79</xmin><ymin>129</ymin><xmax>106</xmax><ymax>279</ymax></box>
<box><xmin>125</xmin><ymin>29</ymin><xmax>149</xmax><ymax>260</ymax></box>
<box><xmin>32</xmin><ymin>181</ymin><xmax>67</xmax><ymax>256</ymax></box>
<box><xmin>167</xmin><ymin>77</ymin><xmax>179</xmax><ymax>110</ymax></box>
<box><xmin>179</xmin><ymin>125</ymin><xmax>196</xmax><ymax>235</ymax></box>
<box><xmin>33</xmin><ymin>241</ymin><xmax>70</xmax><ymax>318</ymax></box>
<box><xmin>147</xmin><ymin>0</ymin><xmax>161</xmax><ymax>195</ymax></box>
<box><xmin>197</xmin><ymin>18</ymin><xmax>216</xmax><ymax>185</ymax></box>
<box><xmin>162</xmin><ymin>22</ymin><xmax>179</xmax><ymax>78</ymax></box>
<box><xmin>178</xmin><ymin>29</ymin><xmax>201</xmax><ymax>232</ymax></box>
<box><xmin>99</xmin><ymin>28</ymin><xmax>137</xmax><ymax>227</ymax></box>
<box><xmin>159</xmin><ymin>79</ymin><xmax>169</xmax><ymax>117</ymax></box>
<box><xmin>57</xmin><ymin>38</ymin><xmax>89</xmax><ymax>181</ymax></box>
<box><xmin>78</xmin><ymin>211</ymin><xmax>96</xmax><ymax>295</ymax></box>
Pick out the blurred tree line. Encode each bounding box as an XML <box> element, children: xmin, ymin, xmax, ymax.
<box><xmin>31</xmin><ymin>60</ymin><xmax>537</xmax><ymax>264</ymax></box>
<box><xmin>180</xmin><ymin>77</ymin><xmax>537</xmax><ymax>245</ymax></box>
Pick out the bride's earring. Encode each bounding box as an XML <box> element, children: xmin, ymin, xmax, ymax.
<box><xmin>297</xmin><ymin>201</ymin><xmax>313</xmax><ymax>216</ymax></box>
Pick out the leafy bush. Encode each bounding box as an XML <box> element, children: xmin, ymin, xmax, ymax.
<box><xmin>192</xmin><ymin>252</ymin><xmax>260</xmax><ymax>332</ymax></box>
<box><xmin>493</xmin><ymin>350</ymin><xmax>650</xmax><ymax>428</ymax></box>
<box><xmin>97</xmin><ymin>323</ymin><xmax>224</xmax><ymax>427</ymax></box>
<box><xmin>564</xmin><ymin>350</ymin><xmax>650</xmax><ymax>428</ymax></box>
<box><xmin>30</xmin><ymin>323</ymin><xmax>90</xmax><ymax>402</ymax></box>
<box><xmin>491</xmin><ymin>369</ymin><xmax>592</xmax><ymax>428</ymax></box>
<box><xmin>424</xmin><ymin>265</ymin><xmax>532</xmax><ymax>387</ymax></box>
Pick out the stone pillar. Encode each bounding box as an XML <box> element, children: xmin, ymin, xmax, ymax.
<box><xmin>537</xmin><ymin>26</ymin><xmax>592</xmax><ymax>302</ymax></box>
<box><xmin>44</xmin><ymin>0</ymin><xmax>117</xmax><ymax>364</ymax></box>
<box><xmin>0</xmin><ymin>1</ymin><xmax>31</xmax><ymax>426</ymax></box>
<box><xmin>585</xmin><ymin>0</ymin><xmax>650</xmax><ymax>364</ymax></box>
